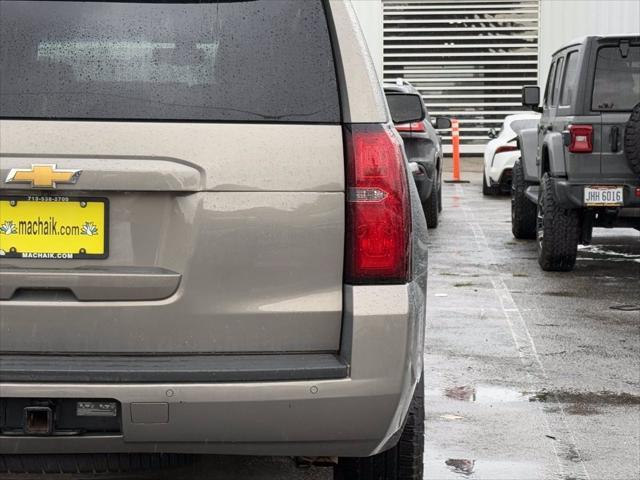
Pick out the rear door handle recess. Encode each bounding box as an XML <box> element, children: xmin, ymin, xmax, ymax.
<box><xmin>0</xmin><ymin>267</ymin><xmax>181</xmax><ymax>301</ymax></box>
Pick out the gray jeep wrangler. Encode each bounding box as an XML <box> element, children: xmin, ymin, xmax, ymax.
<box><xmin>512</xmin><ymin>35</ymin><xmax>640</xmax><ymax>271</ymax></box>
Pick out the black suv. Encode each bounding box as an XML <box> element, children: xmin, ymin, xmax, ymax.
<box><xmin>512</xmin><ymin>35</ymin><xmax>640</xmax><ymax>271</ymax></box>
<box><xmin>385</xmin><ymin>81</ymin><xmax>450</xmax><ymax>228</ymax></box>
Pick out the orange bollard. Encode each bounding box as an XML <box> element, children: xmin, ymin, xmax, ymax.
<box><xmin>445</xmin><ymin>118</ymin><xmax>469</xmax><ymax>184</ymax></box>
<box><xmin>452</xmin><ymin>119</ymin><xmax>461</xmax><ymax>181</ymax></box>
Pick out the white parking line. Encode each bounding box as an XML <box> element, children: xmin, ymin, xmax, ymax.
<box><xmin>455</xmin><ymin>184</ymin><xmax>592</xmax><ymax>480</ymax></box>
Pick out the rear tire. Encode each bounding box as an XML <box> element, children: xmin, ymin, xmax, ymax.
<box><xmin>424</xmin><ymin>188</ymin><xmax>439</xmax><ymax>229</ymax></box>
<box><xmin>624</xmin><ymin>102</ymin><xmax>640</xmax><ymax>176</ymax></box>
<box><xmin>536</xmin><ymin>173</ymin><xmax>580</xmax><ymax>271</ymax></box>
<box><xmin>334</xmin><ymin>375</ymin><xmax>424</xmax><ymax>480</ymax></box>
<box><xmin>511</xmin><ymin>159</ymin><xmax>537</xmax><ymax>239</ymax></box>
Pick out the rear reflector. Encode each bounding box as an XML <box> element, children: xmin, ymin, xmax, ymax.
<box><xmin>344</xmin><ymin>124</ymin><xmax>411</xmax><ymax>284</ymax></box>
<box><xmin>395</xmin><ymin>122</ymin><xmax>426</xmax><ymax>133</ymax></box>
<box><xmin>568</xmin><ymin>125</ymin><xmax>593</xmax><ymax>153</ymax></box>
<box><xmin>495</xmin><ymin>145</ymin><xmax>518</xmax><ymax>154</ymax></box>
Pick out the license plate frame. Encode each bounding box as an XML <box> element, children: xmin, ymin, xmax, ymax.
<box><xmin>583</xmin><ymin>186</ymin><xmax>624</xmax><ymax>207</ymax></box>
<box><xmin>0</xmin><ymin>195</ymin><xmax>109</xmax><ymax>260</ymax></box>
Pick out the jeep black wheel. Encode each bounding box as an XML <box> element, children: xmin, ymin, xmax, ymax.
<box><xmin>536</xmin><ymin>173</ymin><xmax>580</xmax><ymax>271</ymax></box>
<box><xmin>334</xmin><ymin>375</ymin><xmax>424</xmax><ymax>480</ymax></box>
<box><xmin>624</xmin><ymin>102</ymin><xmax>640</xmax><ymax>176</ymax></box>
<box><xmin>424</xmin><ymin>189</ymin><xmax>439</xmax><ymax>229</ymax></box>
<box><xmin>511</xmin><ymin>159</ymin><xmax>536</xmax><ymax>239</ymax></box>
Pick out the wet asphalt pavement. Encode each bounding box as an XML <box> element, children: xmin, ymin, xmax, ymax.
<box><xmin>423</xmin><ymin>172</ymin><xmax>639</xmax><ymax>480</ymax></box>
<box><xmin>2</xmin><ymin>172</ymin><xmax>639</xmax><ymax>480</ymax></box>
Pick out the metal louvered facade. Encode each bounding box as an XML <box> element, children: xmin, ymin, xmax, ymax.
<box><xmin>383</xmin><ymin>0</ymin><xmax>539</xmax><ymax>153</ymax></box>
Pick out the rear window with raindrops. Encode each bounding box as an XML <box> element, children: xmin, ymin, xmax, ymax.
<box><xmin>0</xmin><ymin>0</ymin><xmax>340</xmax><ymax>123</ymax></box>
<box><xmin>592</xmin><ymin>44</ymin><xmax>640</xmax><ymax>112</ymax></box>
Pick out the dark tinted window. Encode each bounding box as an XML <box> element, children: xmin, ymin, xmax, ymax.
<box><xmin>0</xmin><ymin>0</ymin><xmax>340</xmax><ymax>123</ymax></box>
<box><xmin>386</xmin><ymin>94</ymin><xmax>424</xmax><ymax>124</ymax></box>
<box><xmin>551</xmin><ymin>57</ymin><xmax>564</xmax><ymax>106</ymax></box>
<box><xmin>592</xmin><ymin>45</ymin><xmax>640</xmax><ymax>111</ymax></box>
<box><xmin>560</xmin><ymin>51</ymin><xmax>579</xmax><ymax>105</ymax></box>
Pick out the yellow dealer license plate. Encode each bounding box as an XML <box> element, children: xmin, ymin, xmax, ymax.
<box><xmin>0</xmin><ymin>196</ymin><xmax>108</xmax><ymax>259</ymax></box>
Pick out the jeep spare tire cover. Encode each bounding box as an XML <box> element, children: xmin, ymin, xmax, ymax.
<box><xmin>624</xmin><ymin>102</ymin><xmax>640</xmax><ymax>176</ymax></box>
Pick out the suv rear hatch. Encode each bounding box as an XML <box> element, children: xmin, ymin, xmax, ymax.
<box><xmin>0</xmin><ymin>0</ymin><xmax>345</xmax><ymax>354</ymax></box>
<box><xmin>591</xmin><ymin>38</ymin><xmax>640</xmax><ymax>178</ymax></box>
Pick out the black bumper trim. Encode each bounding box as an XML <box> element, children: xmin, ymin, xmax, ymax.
<box><xmin>0</xmin><ymin>353</ymin><xmax>349</xmax><ymax>383</ymax></box>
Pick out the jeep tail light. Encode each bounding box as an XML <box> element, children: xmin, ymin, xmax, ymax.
<box><xmin>345</xmin><ymin>124</ymin><xmax>411</xmax><ymax>284</ymax></box>
<box><xmin>395</xmin><ymin>122</ymin><xmax>426</xmax><ymax>133</ymax></box>
<box><xmin>495</xmin><ymin>145</ymin><xmax>518</xmax><ymax>154</ymax></box>
<box><xmin>568</xmin><ymin>125</ymin><xmax>593</xmax><ymax>153</ymax></box>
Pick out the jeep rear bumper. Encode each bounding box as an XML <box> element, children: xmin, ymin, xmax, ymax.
<box><xmin>0</xmin><ymin>283</ymin><xmax>425</xmax><ymax>457</ymax></box>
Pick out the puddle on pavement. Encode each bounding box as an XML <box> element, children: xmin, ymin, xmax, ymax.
<box><xmin>445</xmin><ymin>458</ymin><xmax>475</xmax><ymax>475</ymax></box>
<box><xmin>542</xmin><ymin>291</ymin><xmax>578</xmax><ymax>298</ymax></box>
<box><xmin>610</xmin><ymin>304</ymin><xmax>640</xmax><ymax>311</ymax></box>
<box><xmin>439</xmin><ymin>272</ymin><xmax>481</xmax><ymax>278</ymax></box>
<box><xmin>426</xmin><ymin>455</ymin><xmax>547</xmax><ymax>480</ymax></box>
<box><xmin>529</xmin><ymin>390</ymin><xmax>640</xmax><ymax>406</ymax></box>
<box><xmin>437</xmin><ymin>385</ymin><xmax>527</xmax><ymax>403</ymax></box>
<box><xmin>578</xmin><ymin>244</ymin><xmax>640</xmax><ymax>263</ymax></box>
<box><xmin>432</xmin><ymin>385</ymin><xmax>638</xmax><ymax>411</ymax></box>
<box><xmin>564</xmin><ymin>403</ymin><xmax>601</xmax><ymax>416</ymax></box>
<box><xmin>544</xmin><ymin>403</ymin><xmax>602</xmax><ymax>416</ymax></box>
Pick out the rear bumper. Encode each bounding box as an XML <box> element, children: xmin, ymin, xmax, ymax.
<box><xmin>0</xmin><ymin>282</ymin><xmax>425</xmax><ymax>457</ymax></box>
<box><xmin>0</xmin><ymin>353</ymin><xmax>348</xmax><ymax>383</ymax></box>
<box><xmin>488</xmin><ymin>151</ymin><xmax>518</xmax><ymax>184</ymax></box>
<box><xmin>551</xmin><ymin>179</ymin><xmax>640</xmax><ymax>209</ymax></box>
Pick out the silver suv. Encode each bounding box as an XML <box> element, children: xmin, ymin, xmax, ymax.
<box><xmin>0</xmin><ymin>1</ymin><xmax>428</xmax><ymax>478</ymax></box>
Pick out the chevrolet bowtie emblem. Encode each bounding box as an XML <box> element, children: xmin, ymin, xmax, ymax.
<box><xmin>5</xmin><ymin>164</ymin><xmax>81</xmax><ymax>189</ymax></box>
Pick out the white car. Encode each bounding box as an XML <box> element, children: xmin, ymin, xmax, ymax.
<box><xmin>483</xmin><ymin>113</ymin><xmax>540</xmax><ymax>195</ymax></box>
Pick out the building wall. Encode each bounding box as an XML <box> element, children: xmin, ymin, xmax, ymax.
<box><xmin>361</xmin><ymin>0</ymin><xmax>638</xmax><ymax>153</ymax></box>
<box><xmin>538</xmin><ymin>0</ymin><xmax>640</xmax><ymax>87</ymax></box>
<box><xmin>350</xmin><ymin>0</ymin><xmax>384</xmax><ymax>79</ymax></box>
<box><xmin>382</xmin><ymin>0</ymin><xmax>539</xmax><ymax>153</ymax></box>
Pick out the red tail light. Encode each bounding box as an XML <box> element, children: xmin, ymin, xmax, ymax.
<box><xmin>395</xmin><ymin>122</ymin><xmax>426</xmax><ymax>133</ymax></box>
<box><xmin>568</xmin><ymin>125</ymin><xmax>593</xmax><ymax>153</ymax></box>
<box><xmin>495</xmin><ymin>145</ymin><xmax>518</xmax><ymax>154</ymax></box>
<box><xmin>344</xmin><ymin>124</ymin><xmax>411</xmax><ymax>284</ymax></box>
